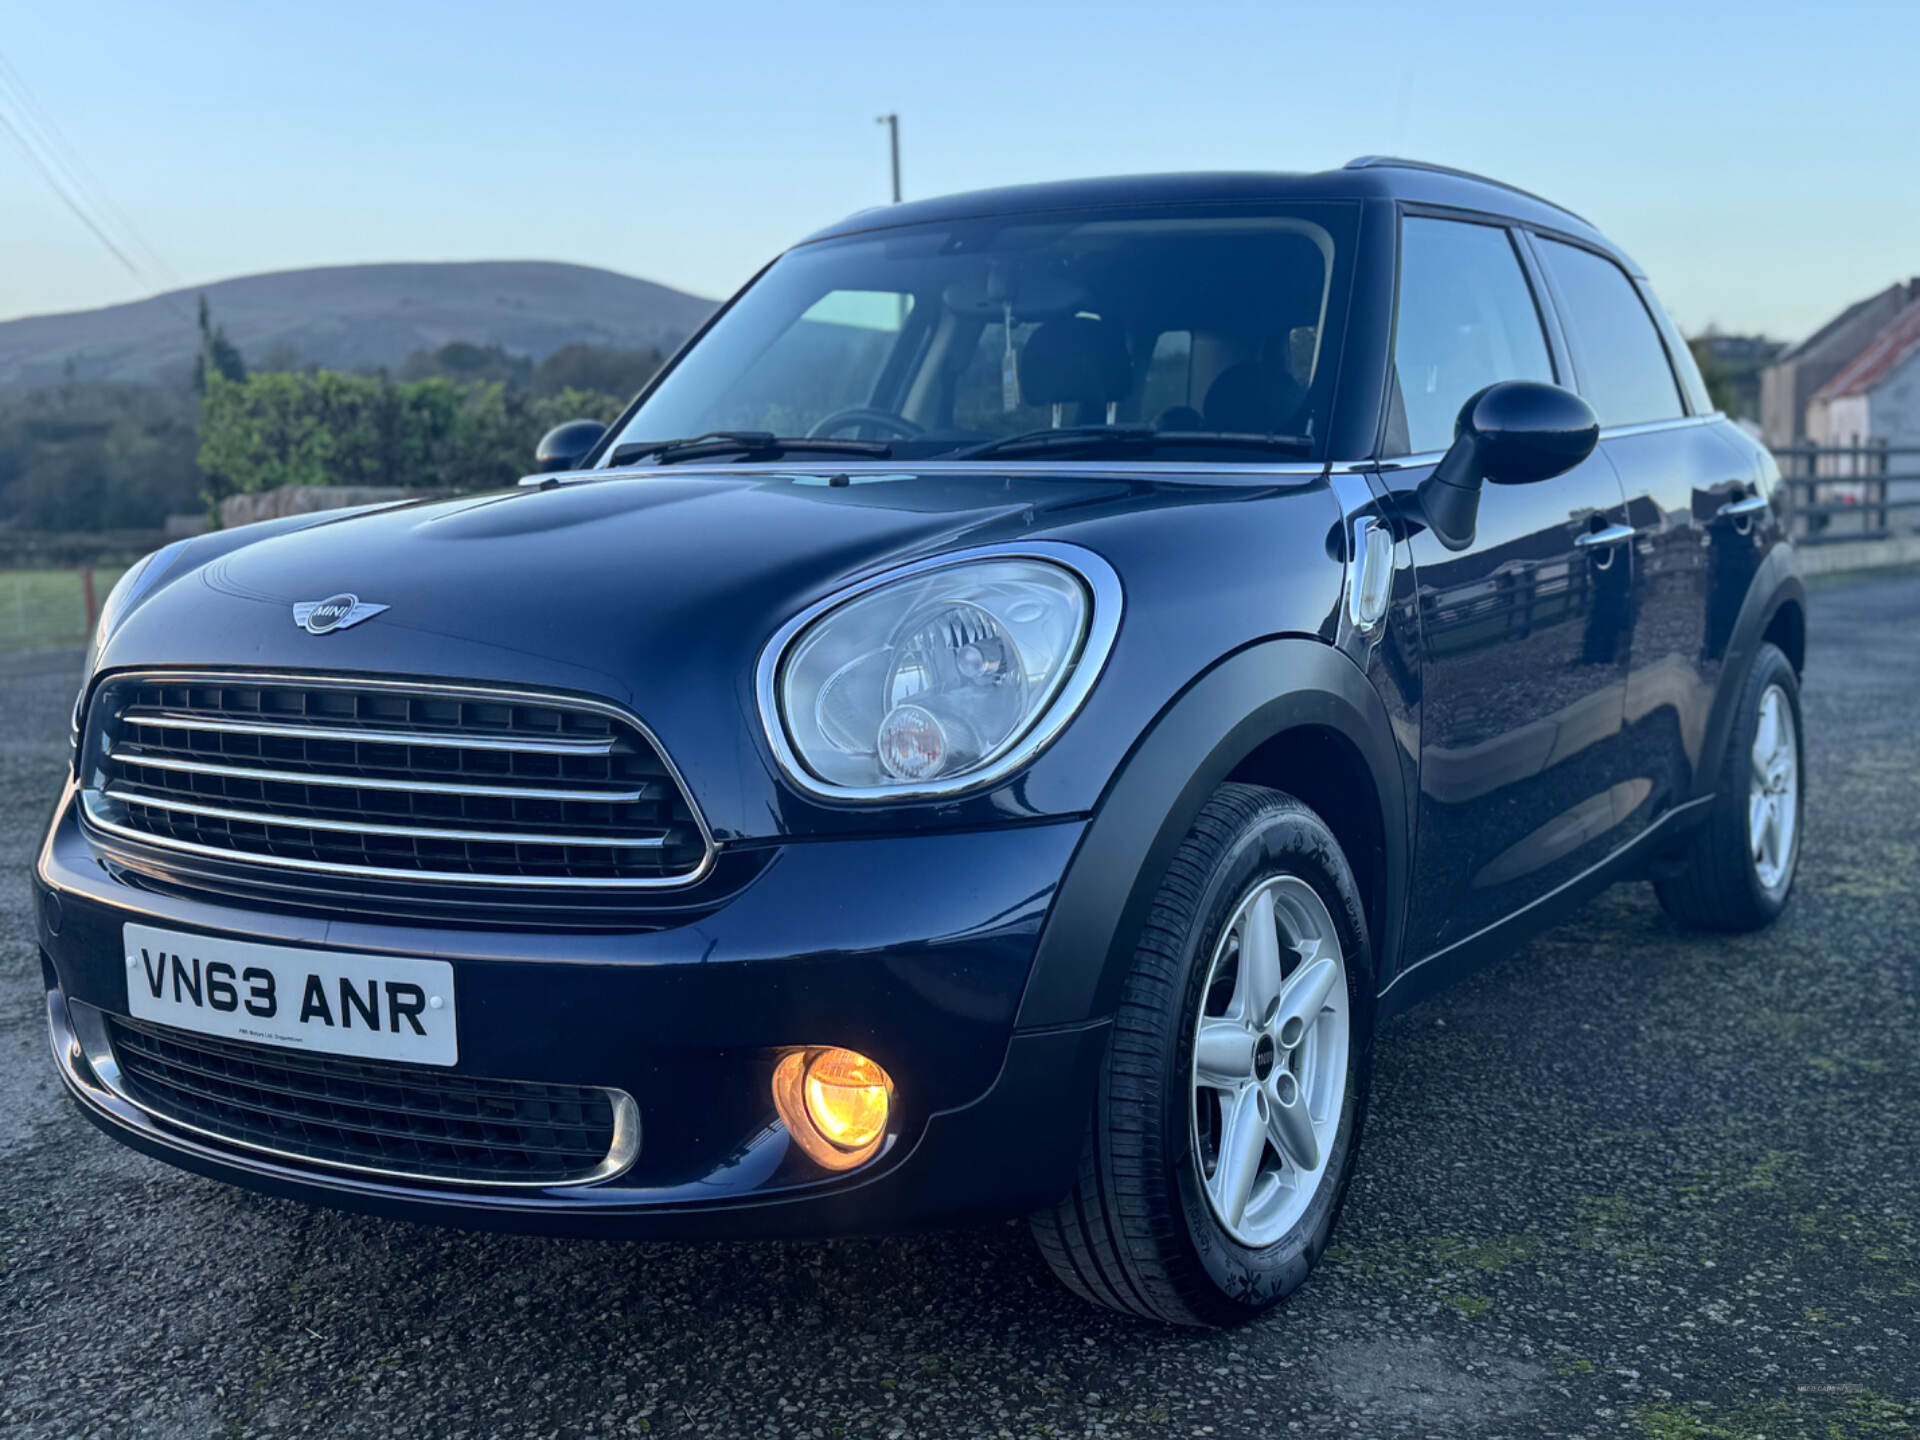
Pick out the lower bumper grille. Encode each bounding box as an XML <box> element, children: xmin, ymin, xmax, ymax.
<box><xmin>105</xmin><ymin>1017</ymin><xmax>639</xmax><ymax>1188</ymax></box>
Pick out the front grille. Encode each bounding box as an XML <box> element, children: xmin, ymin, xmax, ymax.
<box><xmin>80</xmin><ymin>674</ymin><xmax>711</xmax><ymax>888</ymax></box>
<box><xmin>106</xmin><ymin>1016</ymin><xmax>638</xmax><ymax>1186</ymax></box>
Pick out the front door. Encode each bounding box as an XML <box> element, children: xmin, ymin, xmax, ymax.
<box><xmin>1381</xmin><ymin>215</ymin><xmax>1637</xmax><ymax>960</ymax></box>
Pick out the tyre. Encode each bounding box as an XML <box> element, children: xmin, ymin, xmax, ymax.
<box><xmin>1654</xmin><ymin>641</ymin><xmax>1804</xmax><ymax>931</ymax></box>
<box><xmin>1030</xmin><ymin>783</ymin><xmax>1373</xmax><ymax>1326</ymax></box>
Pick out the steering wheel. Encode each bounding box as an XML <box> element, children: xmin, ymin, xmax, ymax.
<box><xmin>807</xmin><ymin>407</ymin><xmax>925</xmax><ymax>440</ymax></box>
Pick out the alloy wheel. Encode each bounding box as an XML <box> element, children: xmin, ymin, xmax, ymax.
<box><xmin>1190</xmin><ymin>874</ymin><xmax>1350</xmax><ymax>1248</ymax></box>
<box><xmin>1750</xmin><ymin>682</ymin><xmax>1799</xmax><ymax>893</ymax></box>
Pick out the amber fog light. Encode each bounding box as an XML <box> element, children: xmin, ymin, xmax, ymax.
<box><xmin>772</xmin><ymin>1047</ymin><xmax>893</xmax><ymax>1170</ymax></box>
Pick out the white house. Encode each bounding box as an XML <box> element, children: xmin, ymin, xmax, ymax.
<box><xmin>1808</xmin><ymin>303</ymin><xmax>1920</xmax><ymax>453</ymax></box>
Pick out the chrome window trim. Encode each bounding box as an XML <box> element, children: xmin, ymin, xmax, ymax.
<box><xmin>80</xmin><ymin>670</ymin><xmax>717</xmax><ymax>891</ymax></box>
<box><xmin>66</xmin><ymin>1000</ymin><xmax>640</xmax><ymax>1190</ymax></box>
<box><xmin>1596</xmin><ymin>415</ymin><xmax>1717</xmax><ymax>440</ymax></box>
<box><xmin>1374</xmin><ymin>414</ymin><xmax>1720</xmax><ymax>470</ymax></box>
<box><xmin>526</xmin><ymin>459</ymin><xmax>1336</xmax><ymax>486</ymax></box>
<box><xmin>754</xmin><ymin>540</ymin><xmax>1124</xmax><ymax>804</ymax></box>
<box><xmin>526</xmin><ymin>413</ymin><xmax>1725</xmax><ymax>488</ymax></box>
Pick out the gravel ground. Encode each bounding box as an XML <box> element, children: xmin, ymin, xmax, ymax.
<box><xmin>2</xmin><ymin>570</ymin><xmax>1916</xmax><ymax>1440</ymax></box>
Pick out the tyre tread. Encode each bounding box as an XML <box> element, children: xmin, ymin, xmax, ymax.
<box><xmin>1654</xmin><ymin>643</ymin><xmax>1800</xmax><ymax>933</ymax></box>
<box><xmin>1029</xmin><ymin>783</ymin><xmax>1344</xmax><ymax>1325</ymax></box>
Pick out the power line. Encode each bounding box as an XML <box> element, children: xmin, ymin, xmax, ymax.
<box><xmin>0</xmin><ymin>47</ymin><xmax>194</xmax><ymax>322</ymax></box>
<box><xmin>0</xmin><ymin>51</ymin><xmax>182</xmax><ymax>291</ymax></box>
<box><xmin>0</xmin><ymin>104</ymin><xmax>151</xmax><ymax>286</ymax></box>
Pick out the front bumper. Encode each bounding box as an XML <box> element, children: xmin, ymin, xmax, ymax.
<box><xmin>36</xmin><ymin>786</ymin><xmax>1106</xmax><ymax>1237</ymax></box>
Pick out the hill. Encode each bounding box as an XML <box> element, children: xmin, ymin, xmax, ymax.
<box><xmin>0</xmin><ymin>261</ymin><xmax>716</xmax><ymax>391</ymax></box>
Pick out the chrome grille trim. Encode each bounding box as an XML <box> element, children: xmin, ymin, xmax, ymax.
<box><xmin>81</xmin><ymin>671</ymin><xmax>715</xmax><ymax>890</ymax></box>
<box><xmin>100</xmin><ymin>787</ymin><xmax>673</xmax><ymax>849</ymax></box>
<box><xmin>107</xmin><ymin>750</ymin><xmax>649</xmax><ymax>804</ymax></box>
<box><xmin>122</xmin><ymin>711</ymin><xmax>618</xmax><ymax>754</ymax></box>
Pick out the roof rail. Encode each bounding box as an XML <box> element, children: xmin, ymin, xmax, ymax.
<box><xmin>1342</xmin><ymin>156</ymin><xmax>1588</xmax><ymax>225</ymax></box>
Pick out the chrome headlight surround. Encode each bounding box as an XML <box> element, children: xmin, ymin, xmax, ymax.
<box><xmin>756</xmin><ymin>541</ymin><xmax>1123</xmax><ymax>802</ymax></box>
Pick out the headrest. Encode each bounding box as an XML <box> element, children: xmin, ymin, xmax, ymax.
<box><xmin>1020</xmin><ymin>317</ymin><xmax>1131</xmax><ymax>408</ymax></box>
<box><xmin>1203</xmin><ymin>361</ymin><xmax>1307</xmax><ymax>434</ymax></box>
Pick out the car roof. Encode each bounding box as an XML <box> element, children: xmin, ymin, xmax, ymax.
<box><xmin>801</xmin><ymin>157</ymin><xmax>1629</xmax><ymax>271</ymax></box>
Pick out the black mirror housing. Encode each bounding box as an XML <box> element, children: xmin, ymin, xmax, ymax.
<box><xmin>1418</xmin><ymin>382</ymin><xmax>1599</xmax><ymax>551</ymax></box>
<box><xmin>533</xmin><ymin>419</ymin><xmax>609</xmax><ymax>473</ymax></box>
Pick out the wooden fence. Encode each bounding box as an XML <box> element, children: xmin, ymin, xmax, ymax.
<box><xmin>0</xmin><ymin>566</ymin><xmax>114</xmax><ymax>652</ymax></box>
<box><xmin>1771</xmin><ymin>442</ymin><xmax>1920</xmax><ymax>546</ymax></box>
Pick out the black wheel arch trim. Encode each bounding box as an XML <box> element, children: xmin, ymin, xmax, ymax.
<box><xmin>1014</xmin><ymin>636</ymin><xmax>1408</xmax><ymax>1031</ymax></box>
<box><xmin>1693</xmin><ymin>543</ymin><xmax>1806</xmax><ymax>807</ymax></box>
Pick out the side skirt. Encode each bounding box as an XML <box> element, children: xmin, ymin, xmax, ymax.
<box><xmin>1375</xmin><ymin>795</ymin><xmax>1714</xmax><ymax>1022</ymax></box>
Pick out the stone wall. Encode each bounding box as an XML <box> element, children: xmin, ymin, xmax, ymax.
<box><xmin>218</xmin><ymin>485</ymin><xmax>449</xmax><ymax>530</ymax></box>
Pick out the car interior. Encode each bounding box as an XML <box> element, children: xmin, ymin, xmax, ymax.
<box><xmin>628</xmin><ymin>215</ymin><xmax>1345</xmax><ymax>455</ymax></box>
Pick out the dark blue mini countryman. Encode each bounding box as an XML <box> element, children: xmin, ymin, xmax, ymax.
<box><xmin>37</xmin><ymin>159</ymin><xmax>1806</xmax><ymax>1325</ymax></box>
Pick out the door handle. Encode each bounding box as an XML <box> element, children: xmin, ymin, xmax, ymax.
<box><xmin>1716</xmin><ymin>494</ymin><xmax>1770</xmax><ymax>520</ymax></box>
<box><xmin>1575</xmin><ymin>524</ymin><xmax>1636</xmax><ymax>549</ymax></box>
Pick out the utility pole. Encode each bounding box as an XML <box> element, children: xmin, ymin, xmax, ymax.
<box><xmin>875</xmin><ymin>113</ymin><xmax>902</xmax><ymax>203</ymax></box>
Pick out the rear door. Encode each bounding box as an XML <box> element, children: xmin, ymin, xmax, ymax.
<box><xmin>1382</xmin><ymin>215</ymin><xmax>1636</xmax><ymax>960</ymax></box>
<box><xmin>1529</xmin><ymin>238</ymin><xmax>1751</xmax><ymax>834</ymax></box>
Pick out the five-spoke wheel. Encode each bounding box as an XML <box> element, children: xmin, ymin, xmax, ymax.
<box><xmin>1031</xmin><ymin>784</ymin><xmax>1371</xmax><ymax>1326</ymax></box>
<box><xmin>1749</xmin><ymin>682</ymin><xmax>1799</xmax><ymax>894</ymax></box>
<box><xmin>1191</xmin><ymin>875</ymin><xmax>1349</xmax><ymax>1247</ymax></box>
<box><xmin>1656</xmin><ymin>640</ymin><xmax>1804</xmax><ymax>930</ymax></box>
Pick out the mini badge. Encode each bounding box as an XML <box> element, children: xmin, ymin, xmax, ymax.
<box><xmin>292</xmin><ymin>594</ymin><xmax>388</xmax><ymax>635</ymax></box>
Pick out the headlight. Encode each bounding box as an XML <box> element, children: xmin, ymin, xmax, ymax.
<box><xmin>72</xmin><ymin>542</ymin><xmax>188</xmax><ymax>759</ymax></box>
<box><xmin>758</xmin><ymin>543</ymin><xmax>1122</xmax><ymax>799</ymax></box>
<box><xmin>82</xmin><ymin>551</ymin><xmax>162</xmax><ymax>678</ymax></box>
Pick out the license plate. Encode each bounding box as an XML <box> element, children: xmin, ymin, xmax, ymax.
<box><xmin>122</xmin><ymin>923</ymin><xmax>457</xmax><ymax>1067</ymax></box>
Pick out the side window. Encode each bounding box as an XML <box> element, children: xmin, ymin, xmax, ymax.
<box><xmin>1536</xmin><ymin>239</ymin><xmax>1684</xmax><ymax>427</ymax></box>
<box><xmin>1638</xmin><ymin>279</ymin><xmax>1713</xmax><ymax>415</ymax></box>
<box><xmin>1392</xmin><ymin>218</ymin><xmax>1556</xmax><ymax>455</ymax></box>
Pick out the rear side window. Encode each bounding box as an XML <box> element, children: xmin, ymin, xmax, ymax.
<box><xmin>1391</xmin><ymin>218</ymin><xmax>1555</xmax><ymax>454</ymax></box>
<box><xmin>1536</xmin><ymin>239</ymin><xmax>1684</xmax><ymax>427</ymax></box>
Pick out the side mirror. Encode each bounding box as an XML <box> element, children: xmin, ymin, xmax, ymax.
<box><xmin>1418</xmin><ymin>382</ymin><xmax>1599</xmax><ymax>551</ymax></box>
<box><xmin>533</xmin><ymin>419</ymin><xmax>608</xmax><ymax>473</ymax></box>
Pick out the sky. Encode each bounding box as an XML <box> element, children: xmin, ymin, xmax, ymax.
<box><xmin>3</xmin><ymin>0</ymin><xmax>1917</xmax><ymax>342</ymax></box>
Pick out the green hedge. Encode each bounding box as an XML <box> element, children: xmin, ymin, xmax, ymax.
<box><xmin>198</xmin><ymin>373</ymin><xmax>626</xmax><ymax>508</ymax></box>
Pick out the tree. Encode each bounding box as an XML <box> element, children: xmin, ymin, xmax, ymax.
<box><xmin>193</xmin><ymin>294</ymin><xmax>248</xmax><ymax>395</ymax></box>
<box><xmin>0</xmin><ymin>380</ymin><xmax>202</xmax><ymax>531</ymax></box>
<box><xmin>197</xmin><ymin>369</ymin><xmax>629</xmax><ymax>514</ymax></box>
<box><xmin>399</xmin><ymin>341</ymin><xmax>533</xmax><ymax>388</ymax></box>
<box><xmin>531</xmin><ymin>343</ymin><xmax>663</xmax><ymax>399</ymax></box>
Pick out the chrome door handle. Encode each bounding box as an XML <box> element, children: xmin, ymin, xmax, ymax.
<box><xmin>1716</xmin><ymin>494</ymin><xmax>1770</xmax><ymax>519</ymax></box>
<box><xmin>1575</xmin><ymin>524</ymin><xmax>1636</xmax><ymax>549</ymax></box>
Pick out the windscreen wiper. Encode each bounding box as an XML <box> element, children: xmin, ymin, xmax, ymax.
<box><xmin>608</xmin><ymin>432</ymin><xmax>894</xmax><ymax>467</ymax></box>
<box><xmin>949</xmin><ymin>425</ymin><xmax>1315</xmax><ymax>461</ymax></box>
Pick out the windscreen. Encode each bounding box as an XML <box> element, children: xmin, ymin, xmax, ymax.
<box><xmin>605</xmin><ymin>202</ymin><xmax>1358</xmax><ymax>462</ymax></box>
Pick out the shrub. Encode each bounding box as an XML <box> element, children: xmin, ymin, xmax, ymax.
<box><xmin>198</xmin><ymin>373</ymin><xmax>628</xmax><ymax>510</ymax></box>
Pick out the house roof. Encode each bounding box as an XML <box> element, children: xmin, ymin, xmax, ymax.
<box><xmin>1812</xmin><ymin>301</ymin><xmax>1920</xmax><ymax>402</ymax></box>
<box><xmin>1778</xmin><ymin>291</ymin><xmax>1880</xmax><ymax>364</ymax></box>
